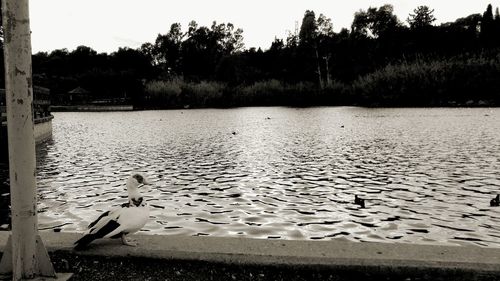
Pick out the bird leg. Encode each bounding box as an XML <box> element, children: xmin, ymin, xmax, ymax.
<box><xmin>121</xmin><ymin>234</ymin><xmax>137</xmax><ymax>247</ymax></box>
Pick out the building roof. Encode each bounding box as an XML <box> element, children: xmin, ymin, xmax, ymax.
<box><xmin>68</xmin><ymin>87</ymin><xmax>90</xmax><ymax>94</ymax></box>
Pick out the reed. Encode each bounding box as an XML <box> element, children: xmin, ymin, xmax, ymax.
<box><xmin>144</xmin><ymin>55</ymin><xmax>500</xmax><ymax>108</ymax></box>
<box><xmin>234</xmin><ymin>80</ymin><xmax>330</xmax><ymax>106</ymax></box>
<box><xmin>352</xmin><ymin>55</ymin><xmax>500</xmax><ymax>106</ymax></box>
<box><xmin>235</xmin><ymin>79</ymin><xmax>285</xmax><ymax>106</ymax></box>
<box><xmin>144</xmin><ymin>79</ymin><xmax>182</xmax><ymax>107</ymax></box>
<box><xmin>181</xmin><ymin>81</ymin><xmax>225</xmax><ymax>107</ymax></box>
<box><xmin>144</xmin><ymin>79</ymin><xmax>225</xmax><ymax>108</ymax></box>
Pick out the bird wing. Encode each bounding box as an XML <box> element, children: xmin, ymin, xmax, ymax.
<box><xmin>88</xmin><ymin>211</ymin><xmax>110</xmax><ymax>229</ymax></box>
<box><xmin>103</xmin><ymin>206</ymin><xmax>149</xmax><ymax>238</ymax></box>
<box><xmin>74</xmin><ymin>211</ymin><xmax>122</xmax><ymax>249</ymax></box>
<box><xmin>87</xmin><ymin>206</ymin><xmax>121</xmax><ymax>234</ymax></box>
<box><xmin>82</xmin><ymin>203</ymin><xmax>149</xmax><ymax>239</ymax></box>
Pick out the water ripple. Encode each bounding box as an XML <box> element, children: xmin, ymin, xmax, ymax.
<box><xmin>15</xmin><ymin>107</ymin><xmax>500</xmax><ymax>247</ymax></box>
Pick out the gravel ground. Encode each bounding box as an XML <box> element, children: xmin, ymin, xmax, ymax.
<box><xmin>44</xmin><ymin>251</ymin><xmax>499</xmax><ymax>281</ymax></box>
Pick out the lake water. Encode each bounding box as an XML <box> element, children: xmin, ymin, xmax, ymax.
<box><xmin>18</xmin><ymin>107</ymin><xmax>500</xmax><ymax>246</ymax></box>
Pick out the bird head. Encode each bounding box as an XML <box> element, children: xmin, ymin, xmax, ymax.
<box><xmin>127</xmin><ymin>173</ymin><xmax>149</xmax><ymax>188</ymax></box>
<box><xmin>126</xmin><ymin>173</ymin><xmax>149</xmax><ymax>203</ymax></box>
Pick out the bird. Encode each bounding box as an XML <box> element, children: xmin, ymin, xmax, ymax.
<box><xmin>354</xmin><ymin>195</ymin><xmax>365</xmax><ymax>208</ymax></box>
<box><xmin>74</xmin><ymin>173</ymin><xmax>150</xmax><ymax>250</ymax></box>
<box><xmin>491</xmin><ymin>195</ymin><xmax>499</xmax><ymax>207</ymax></box>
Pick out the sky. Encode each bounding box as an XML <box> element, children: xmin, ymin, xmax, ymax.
<box><xmin>29</xmin><ymin>0</ymin><xmax>498</xmax><ymax>54</ymax></box>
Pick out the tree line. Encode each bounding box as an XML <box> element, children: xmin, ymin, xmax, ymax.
<box><xmin>2</xmin><ymin>4</ymin><xmax>500</xmax><ymax>107</ymax></box>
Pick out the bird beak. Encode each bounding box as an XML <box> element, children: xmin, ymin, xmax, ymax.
<box><xmin>138</xmin><ymin>181</ymin><xmax>152</xmax><ymax>189</ymax></box>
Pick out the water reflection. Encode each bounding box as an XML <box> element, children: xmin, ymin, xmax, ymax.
<box><xmin>10</xmin><ymin>107</ymin><xmax>500</xmax><ymax>247</ymax></box>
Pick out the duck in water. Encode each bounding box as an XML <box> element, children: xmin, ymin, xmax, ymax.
<box><xmin>491</xmin><ymin>195</ymin><xmax>499</xmax><ymax>207</ymax></box>
<box><xmin>74</xmin><ymin>173</ymin><xmax>150</xmax><ymax>250</ymax></box>
<box><xmin>354</xmin><ymin>195</ymin><xmax>365</xmax><ymax>208</ymax></box>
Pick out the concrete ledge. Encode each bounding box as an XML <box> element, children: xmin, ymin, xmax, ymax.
<box><xmin>1</xmin><ymin>232</ymin><xmax>499</xmax><ymax>274</ymax></box>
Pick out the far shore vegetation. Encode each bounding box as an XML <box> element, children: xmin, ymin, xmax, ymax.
<box><xmin>3</xmin><ymin>4</ymin><xmax>500</xmax><ymax>108</ymax></box>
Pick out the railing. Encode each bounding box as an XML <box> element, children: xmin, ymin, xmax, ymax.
<box><xmin>0</xmin><ymin>86</ymin><xmax>52</xmax><ymax>124</ymax></box>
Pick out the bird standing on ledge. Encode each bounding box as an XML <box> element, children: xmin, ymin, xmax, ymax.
<box><xmin>74</xmin><ymin>173</ymin><xmax>150</xmax><ymax>250</ymax></box>
<box><xmin>491</xmin><ymin>194</ymin><xmax>499</xmax><ymax>207</ymax></box>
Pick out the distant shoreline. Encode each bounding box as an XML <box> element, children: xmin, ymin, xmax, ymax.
<box><xmin>51</xmin><ymin>105</ymin><xmax>134</xmax><ymax>112</ymax></box>
<box><xmin>50</xmin><ymin>103</ymin><xmax>499</xmax><ymax>112</ymax></box>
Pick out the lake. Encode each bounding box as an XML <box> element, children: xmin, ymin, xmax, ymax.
<box><xmin>11</xmin><ymin>107</ymin><xmax>500</xmax><ymax>247</ymax></box>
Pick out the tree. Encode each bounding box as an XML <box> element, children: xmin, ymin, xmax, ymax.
<box><xmin>68</xmin><ymin>46</ymin><xmax>99</xmax><ymax>74</ymax></box>
<box><xmin>180</xmin><ymin>20</ymin><xmax>245</xmax><ymax>80</ymax></box>
<box><xmin>211</xmin><ymin>22</ymin><xmax>244</xmax><ymax>54</ymax></box>
<box><xmin>450</xmin><ymin>13</ymin><xmax>481</xmax><ymax>36</ymax></box>
<box><xmin>230</xmin><ymin>26</ymin><xmax>245</xmax><ymax>53</ymax></box>
<box><xmin>352</xmin><ymin>5</ymin><xmax>400</xmax><ymax>38</ymax></box>
<box><xmin>110</xmin><ymin>47</ymin><xmax>151</xmax><ymax>74</ymax></box>
<box><xmin>408</xmin><ymin>6</ymin><xmax>436</xmax><ymax>29</ymax></box>
<box><xmin>317</xmin><ymin>14</ymin><xmax>334</xmax><ymax>37</ymax></box>
<box><xmin>0</xmin><ymin>0</ymin><xmax>3</xmax><ymax>49</ymax></box>
<box><xmin>480</xmin><ymin>4</ymin><xmax>495</xmax><ymax>44</ymax></box>
<box><xmin>285</xmin><ymin>30</ymin><xmax>299</xmax><ymax>48</ymax></box>
<box><xmin>153</xmin><ymin>23</ymin><xmax>184</xmax><ymax>75</ymax></box>
<box><xmin>140</xmin><ymin>42</ymin><xmax>155</xmax><ymax>66</ymax></box>
<box><xmin>299</xmin><ymin>10</ymin><xmax>317</xmax><ymax>46</ymax></box>
<box><xmin>371</xmin><ymin>5</ymin><xmax>400</xmax><ymax>37</ymax></box>
<box><xmin>298</xmin><ymin>10</ymin><xmax>323</xmax><ymax>88</ymax></box>
<box><xmin>187</xmin><ymin>20</ymin><xmax>198</xmax><ymax>37</ymax></box>
<box><xmin>316</xmin><ymin>14</ymin><xmax>334</xmax><ymax>86</ymax></box>
<box><xmin>109</xmin><ymin>47</ymin><xmax>152</xmax><ymax>100</ymax></box>
<box><xmin>269</xmin><ymin>38</ymin><xmax>284</xmax><ymax>52</ymax></box>
<box><xmin>352</xmin><ymin>9</ymin><xmax>370</xmax><ymax>36</ymax></box>
<box><xmin>483</xmin><ymin>4</ymin><xmax>494</xmax><ymax>22</ymax></box>
<box><xmin>495</xmin><ymin>8</ymin><xmax>500</xmax><ymax>41</ymax></box>
<box><xmin>181</xmin><ymin>23</ymin><xmax>212</xmax><ymax>79</ymax></box>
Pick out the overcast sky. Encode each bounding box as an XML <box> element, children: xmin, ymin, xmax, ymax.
<box><xmin>29</xmin><ymin>0</ymin><xmax>497</xmax><ymax>54</ymax></box>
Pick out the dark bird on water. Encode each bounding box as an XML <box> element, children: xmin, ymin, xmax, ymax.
<box><xmin>354</xmin><ymin>195</ymin><xmax>365</xmax><ymax>208</ymax></box>
<box><xmin>74</xmin><ymin>173</ymin><xmax>150</xmax><ymax>250</ymax></box>
<box><xmin>491</xmin><ymin>195</ymin><xmax>499</xmax><ymax>207</ymax></box>
<box><xmin>232</xmin><ymin>131</ymin><xmax>237</xmax><ymax>135</ymax></box>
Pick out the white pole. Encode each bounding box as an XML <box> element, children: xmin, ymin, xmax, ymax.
<box><xmin>2</xmin><ymin>0</ymin><xmax>42</xmax><ymax>279</ymax></box>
